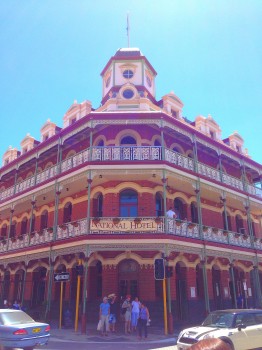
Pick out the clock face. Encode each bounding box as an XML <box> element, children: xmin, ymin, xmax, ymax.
<box><xmin>146</xmin><ymin>75</ymin><xmax>152</xmax><ymax>87</ymax></box>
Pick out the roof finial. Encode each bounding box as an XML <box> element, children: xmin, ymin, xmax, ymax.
<box><xmin>126</xmin><ymin>13</ymin><xmax>130</xmax><ymax>48</ymax></box>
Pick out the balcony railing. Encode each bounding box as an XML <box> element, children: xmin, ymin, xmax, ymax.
<box><xmin>0</xmin><ymin>217</ymin><xmax>261</xmax><ymax>254</ymax></box>
<box><xmin>0</xmin><ymin>146</ymin><xmax>261</xmax><ymax>201</ymax></box>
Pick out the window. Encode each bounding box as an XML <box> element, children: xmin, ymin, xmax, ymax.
<box><xmin>123</xmin><ymin>89</ymin><xmax>134</xmax><ymax>99</ymax></box>
<box><xmin>120</xmin><ymin>189</ymin><xmax>138</xmax><ymax>217</ymax></box>
<box><xmin>97</xmin><ymin>194</ymin><xmax>103</xmax><ymax>217</ymax></box>
<box><xmin>190</xmin><ymin>202</ymin><xmax>198</xmax><ymax>223</ymax></box>
<box><xmin>155</xmin><ymin>193</ymin><xmax>163</xmax><ymax>216</ymax></box>
<box><xmin>123</xmin><ymin>69</ymin><xmax>134</xmax><ymax>79</ymax></box>
<box><xmin>40</xmin><ymin>210</ymin><xmax>48</xmax><ymax>230</ymax></box>
<box><xmin>121</xmin><ymin>136</ymin><xmax>136</xmax><ymax>145</ymax></box>
<box><xmin>63</xmin><ymin>202</ymin><xmax>72</xmax><ymax>223</ymax></box>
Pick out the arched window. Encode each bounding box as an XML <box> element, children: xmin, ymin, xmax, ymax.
<box><xmin>174</xmin><ymin>198</ymin><xmax>186</xmax><ymax>220</ymax></box>
<box><xmin>40</xmin><ymin>210</ymin><xmax>48</xmax><ymax>230</ymax></box>
<box><xmin>252</xmin><ymin>221</ymin><xmax>256</xmax><ymax>237</ymax></box>
<box><xmin>120</xmin><ymin>136</ymin><xmax>136</xmax><ymax>145</ymax></box>
<box><xmin>235</xmin><ymin>215</ymin><xmax>244</xmax><ymax>233</ymax></box>
<box><xmin>10</xmin><ymin>221</ymin><xmax>17</xmax><ymax>238</ymax></box>
<box><xmin>63</xmin><ymin>202</ymin><xmax>72</xmax><ymax>223</ymax></box>
<box><xmin>155</xmin><ymin>193</ymin><xmax>163</xmax><ymax>217</ymax></box>
<box><xmin>222</xmin><ymin>211</ymin><xmax>232</xmax><ymax>231</ymax></box>
<box><xmin>173</xmin><ymin>147</ymin><xmax>180</xmax><ymax>153</ymax></box>
<box><xmin>97</xmin><ymin>140</ymin><xmax>104</xmax><ymax>147</ymax></box>
<box><xmin>120</xmin><ymin>189</ymin><xmax>138</xmax><ymax>217</ymax></box>
<box><xmin>97</xmin><ymin>194</ymin><xmax>103</xmax><ymax>217</ymax></box>
<box><xmin>31</xmin><ymin>214</ymin><xmax>36</xmax><ymax>233</ymax></box>
<box><xmin>154</xmin><ymin>139</ymin><xmax>161</xmax><ymax>146</ymax></box>
<box><xmin>190</xmin><ymin>202</ymin><xmax>198</xmax><ymax>223</ymax></box>
<box><xmin>20</xmin><ymin>217</ymin><xmax>28</xmax><ymax>235</ymax></box>
<box><xmin>1</xmin><ymin>224</ymin><xmax>7</xmax><ymax>237</ymax></box>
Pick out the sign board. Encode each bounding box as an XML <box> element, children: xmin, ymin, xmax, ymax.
<box><xmin>54</xmin><ymin>272</ymin><xmax>70</xmax><ymax>282</ymax></box>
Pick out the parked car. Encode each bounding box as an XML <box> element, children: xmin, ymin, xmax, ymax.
<box><xmin>177</xmin><ymin>309</ymin><xmax>262</xmax><ymax>350</ymax></box>
<box><xmin>0</xmin><ymin>309</ymin><xmax>50</xmax><ymax>350</ymax></box>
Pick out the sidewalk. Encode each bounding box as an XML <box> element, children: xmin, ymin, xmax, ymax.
<box><xmin>50</xmin><ymin>322</ymin><xmax>180</xmax><ymax>344</ymax></box>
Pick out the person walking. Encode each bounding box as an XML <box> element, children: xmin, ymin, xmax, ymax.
<box><xmin>108</xmin><ymin>293</ymin><xmax>117</xmax><ymax>333</ymax></box>
<box><xmin>138</xmin><ymin>302</ymin><xmax>150</xmax><ymax>340</ymax></box>
<box><xmin>121</xmin><ymin>295</ymin><xmax>132</xmax><ymax>334</ymax></box>
<box><xmin>131</xmin><ymin>296</ymin><xmax>140</xmax><ymax>332</ymax></box>
<box><xmin>99</xmin><ymin>296</ymin><xmax>110</xmax><ymax>336</ymax></box>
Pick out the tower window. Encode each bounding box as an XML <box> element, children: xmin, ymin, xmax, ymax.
<box><xmin>123</xmin><ymin>89</ymin><xmax>134</xmax><ymax>99</ymax></box>
<box><xmin>123</xmin><ymin>70</ymin><xmax>134</xmax><ymax>79</ymax></box>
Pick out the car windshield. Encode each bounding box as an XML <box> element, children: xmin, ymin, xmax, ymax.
<box><xmin>0</xmin><ymin>311</ymin><xmax>35</xmax><ymax>325</ymax></box>
<box><xmin>202</xmin><ymin>312</ymin><xmax>234</xmax><ymax>328</ymax></box>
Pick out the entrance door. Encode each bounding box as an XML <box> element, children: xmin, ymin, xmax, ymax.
<box><xmin>118</xmin><ymin>259</ymin><xmax>139</xmax><ymax>300</ymax></box>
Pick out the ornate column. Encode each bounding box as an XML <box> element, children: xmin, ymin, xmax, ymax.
<box><xmin>89</xmin><ymin>126</ymin><xmax>94</xmax><ymax>161</ymax></box>
<box><xmin>13</xmin><ymin>168</ymin><xmax>18</xmax><ymax>195</ymax></box>
<box><xmin>53</xmin><ymin>184</ymin><xmax>62</xmax><ymax>240</ymax></box>
<box><xmin>243</xmin><ymin>198</ymin><xmax>254</xmax><ymax>246</ymax></box>
<box><xmin>45</xmin><ymin>258</ymin><xmax>55</xmax><ymax>321</ymax></box>
<box><xmin>192</xmin><ymin>181</ymin><xmax>203</xmax><ymax>238</ymax></box>
<box><xmin>161</xmin><ymin>172</ymin><xmax>167</xmax><ymax>232</ymax></box>
<box><xmin>81</xmin><ymin>253</ymin><xmax>89</xmax><ymax>334</ymax></box>
<box><xmin>86</xmin><ymin>171</ymin><xmax>92</xmax><ymax>234</ymax></box>
<box><xmin>241</xmin><ymin>160</ymin><xmax>247</xmax><ymax>192</ymax></box>
<box><xmin>34</xmin><ymin>155</ymin><xmax>39</xmax><ymax>185</ymax></box>
<box><xmin>218</xmin><ymin>152</ymin><xmax>223</xmax><ymax>182</ymax></box>
<box><xmin>28</xmin><ymin>197</ymin><xmax>36</xmax><ymax>241</ymax></box>
<box><xmin>192</xmin><ymin>135</ymin><xmax>199</xmax><ymax>173</ymax></box>
<box><xmin>21</xmin><ymin>264</ymin><xmax>28</xmax><ymax>305</ymax></box>
<box><xmin>160</xmin><ymin>123</ymin><xmax>165</xmax><ymax>161</ymax></box>
<box><xmin>7</xmin><ymin>206</ymin><xmax>14</xmax><ymax>250</ymax></box>
<box><xmin>252</xmin><ymin>263</ymin><xmax>262</xmax><ymax>308</ymax></box>
<box><xmin>229</xmin><ymin>262</ymin><xmax>237</xmax><ymax>308</ymax></box>
<box><xmin>200</xmin><ymin>257</ymin><xmax>210</xmax><ymax>314</ymax></box>
<box><xmin>56</xmin><ymin>138</ymin><xmax>63</xmax><ymax>174</ymax></box>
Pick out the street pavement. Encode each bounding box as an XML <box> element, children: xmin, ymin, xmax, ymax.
<box><xmin>49</xmin><ymin>321</ymin><xmax>179</xmax><ymax>346</ymax></box>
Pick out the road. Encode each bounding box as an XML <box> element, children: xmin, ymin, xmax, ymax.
<box><xmin>44</xmin><ymin>337</ymin><xmax>178</xmax><ymax>350</ymax></box>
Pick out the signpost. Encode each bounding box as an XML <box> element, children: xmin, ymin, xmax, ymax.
<box><xmin>54</xmin><ymin>273</ymin><xmax>70</xmax><ymax>329</ymax></box>
<box><xmin>54</xmin><ymin>272</ymin><xmax>70</xmax><ymax>282</ymax></box>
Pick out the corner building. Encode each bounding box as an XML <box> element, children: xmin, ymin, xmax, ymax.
<box><xmin>0</xmin><ymin>48</ymin><xmax>262</xmax><ymax>327</ymax></box>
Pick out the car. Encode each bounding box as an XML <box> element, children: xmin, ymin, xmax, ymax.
<box><xmin>177</xmin><ymin>309</ymin><xmax>262</xmax><ymax>350</ymax></box>
<box><xmin>0</xmin><ymin>309</ymin><xmax>50</xmax><ymax>350</ymax></box>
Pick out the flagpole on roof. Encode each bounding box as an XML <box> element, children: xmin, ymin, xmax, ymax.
<box><xmin>126</xmin><ymin>13</ymin><xmax>130</xmax><ymax>48</ymax></box>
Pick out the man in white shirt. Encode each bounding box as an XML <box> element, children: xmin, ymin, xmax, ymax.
<box><xmin>166</xmin><ymin>207</ymin><xmax>177</xmax><ymax>218</ymax></box>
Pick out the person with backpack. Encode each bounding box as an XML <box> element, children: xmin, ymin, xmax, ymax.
<box><xmin>121</xmin><ymin>295</ymin><xmax>132</xmax><ymax>334</ymax></box>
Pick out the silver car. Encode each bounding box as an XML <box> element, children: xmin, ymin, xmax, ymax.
<box><xmin>0</xmin><ymin>309</ymin><xmax>50</xmax><ymax>350</ymax></box>
<box><xmin>177</xmin><ymin>309</ymin><xmax>262</xmax><ymax>350</ymax></box>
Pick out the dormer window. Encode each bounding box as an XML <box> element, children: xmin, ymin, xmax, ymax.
<box><xmin>210</xmin><ymin>130</ymin><xmax>215</xmax><ymax>139</ymax></box>
<box><xmin>44</xmin><ymin>135</ymin><xmax>49</xmax><ymax>141</ymax></box>
<box><xmin>70</xmin><ymin>118</ymin><xmax>76</xmax><ymax>125</ymax></box>
<box><xmin>123</xmin><ymin>69</ymin><xmax>134</xmax><ymax>79</ymax></box>
<box><xmin>122</xmin><ymin>89</ymin><xmax>135</xmax><ymax>99</ymax></box>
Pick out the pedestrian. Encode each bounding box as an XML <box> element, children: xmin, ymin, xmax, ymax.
<box><xmin>121</xmin><ymin>294</ymin><xmax>132</xmax><ymax>334</ymax></box>
<box><xmin>131</xmin><ymin>296</ymin><xmax>140</xmax><ymax>332</ymax></box>
<box><xmin>108</xmin><ymin>293</ymin><xmax>117</xmax><ymax>333</ymax></box>
<box><xmin>99</xmin><ymin>296</ymin><xmax>110</xmax><ymax>336</ymax></box>
<box><xmin>13</xmin><ymin>300</ymin><xmax>20</xmax><ymax>310</ymax></box>
<box><xmin>3</xmin><ymin>300</ymin><xmax>9</xmax><ymax>308</ymax></box>
<box><xmin>138</xmin><ymin>302</ymin><xmax>150</xmax><ymax>340</ymax></box>
<box><xmin>236</xmin><ymin>293</ymin><xmax>244</xmax><ymax>309</ymax></box>
<box><xmin>166</xmin><ymin>207</ymin><xmax>177</xmax><ymax>218</ymax></box>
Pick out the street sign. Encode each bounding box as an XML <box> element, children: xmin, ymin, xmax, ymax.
<box><xmin>54</xmin><ymin>272</ymin><xmax>70</xmax><ymax>282</ymax></box>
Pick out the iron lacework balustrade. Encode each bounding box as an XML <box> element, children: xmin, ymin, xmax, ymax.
<box><xmin>0</xmin><ymin>217</ymin><xmax>261</xmax><ymax>254</ymax></box>
<box><xmin>0</xmin><ymin>146</ymin><xmax>261</xmax><ymax>201</ymax></box>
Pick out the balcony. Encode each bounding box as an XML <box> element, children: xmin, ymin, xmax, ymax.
<box><xmin>0</xmin><ymin>146</ymin><xmax>261</xmax><ymax>201</ymax></box>
<box><xmin>0</xmin><ymin>217</ymin><xmax>261</xmax><ymax>254</ymax></box>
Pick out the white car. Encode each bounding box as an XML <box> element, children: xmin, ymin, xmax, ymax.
<box><xmin>177</xmin><ymin>309</ymin><xmax>262</xmax><ymax>350</ymax></box>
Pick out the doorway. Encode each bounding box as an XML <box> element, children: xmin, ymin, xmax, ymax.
<box><xmin>118</xmin><ymin>259</ymin><xmax>139</xmax><ymax>300</ymax></box>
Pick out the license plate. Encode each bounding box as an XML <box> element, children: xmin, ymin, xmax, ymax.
<box><xmin>32</xmin><ymin>327</ymin><xmax>41</xmax><ymax>333</ymax></box>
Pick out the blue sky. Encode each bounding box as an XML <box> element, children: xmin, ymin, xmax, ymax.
<box><xmin>0</xmin><ymin>0</ymin><xmax>261</xmax><ymax>164</ymax></box>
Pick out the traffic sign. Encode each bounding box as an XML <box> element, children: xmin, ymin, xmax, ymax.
<box><xmin>54</xmin><ymin>272</ymin><xmax>70</xmax><ymax>282</ymax></box>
